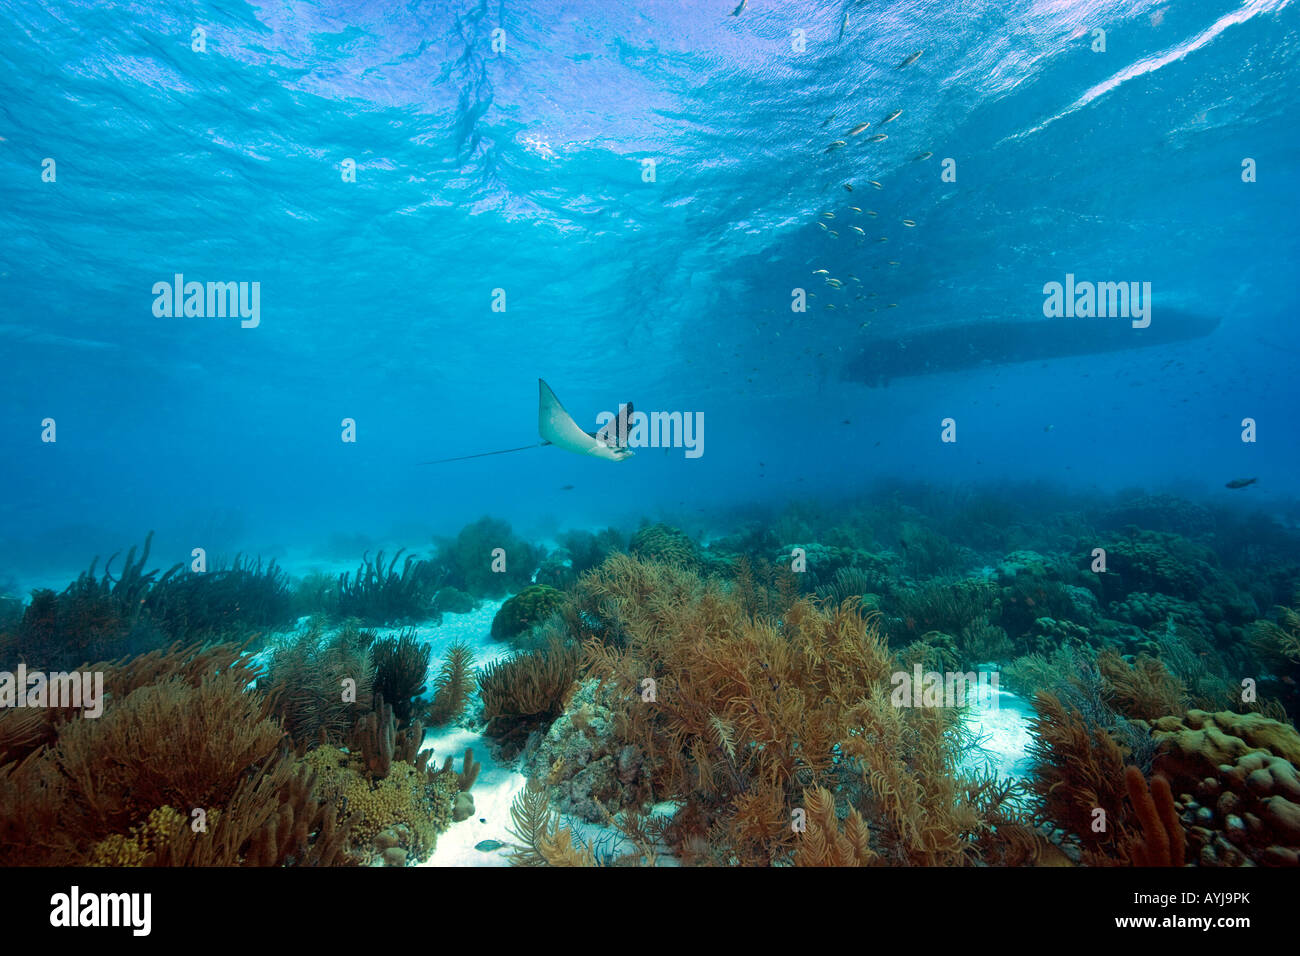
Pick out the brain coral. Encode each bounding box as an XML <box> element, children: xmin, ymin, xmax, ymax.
<box><xmin>491</xmin><ymin>585</ymin><xmax>567</xmax><ymax>641</ymax></box>
<box><xmin>629</xmin><ymin>524</ymin><xmax>697</xmax><ymax>567</ymax></box>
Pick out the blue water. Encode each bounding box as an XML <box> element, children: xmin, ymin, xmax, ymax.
<box><xmin>2</xmin><ymin>0</ymin><xmax>1298</xmax><ymax>576</ymax></box>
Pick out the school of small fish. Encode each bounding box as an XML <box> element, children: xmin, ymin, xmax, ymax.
<box><xmin>804</xmin><ymin>36</ymin><xmax>936</xmax><ymax>337</ymax></box>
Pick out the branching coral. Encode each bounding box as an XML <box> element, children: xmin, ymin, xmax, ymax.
<box><xmin>425</xmin><ymin>640</ymin><xmax>476</xmax><ymax>726</ymax></box>
<box><xmin>349</xmin><ymin>698</ymin><xmax>424</xmax><ymax>779</ymax></box>
<box><xmin>0</xmin><ymin>642</ymin><xmax>330</xmax><ymax>867</ymax></box>
<box><xmin>1024</xmin><ymin>691</ymin><xmax>1132</xmax><ymax>855</ymax></box>
<box><xmin>264</xmin><ymin>625</ymin><xmax>373</xmax><ymax>745</ymax></box>
<box><xmin>369</xmin><ymin>628</ymin><xmax>431</xmax><ymax>725</ymax></box>
<box><xmin>506</xmin><ymin>777</ymin><xmax>597</xmax><ymax>867</ymax></box>
<box><xmin>792</xmin><ymin>786</ymin><xmax>876</xmax><ymax>866</ymax></box>
<box><xmin>52</xmin><ymin>672</ymin><xmax>285</xmax><ymax>840</ymax></box>
<box><xmin>562</xmin><ymin>554</ymin><xmax>1027</xmax><ymax>866</ymax></box>
<box><xmin>141</xmin><ymin>757</ymin><xmax>352</xmax><ymax>867</ymax></box>
<box><xmin>337</xmin><ymin>549</ymin><xmax>441</xmax><ymax>624</ymax></box>
<box><xmin>1097</xmin><ymin>648</ymin><xmax>1188</xmax><ymax>721</ymax></box>
<box><xmin>443</xmin><ymin>747</ymin><xmax>480</xmax><ymax>792</ymax></box>
<box><xmin>479</xmin><ymin>638</ymin><xmax>581</xmax><ymax>747</ymax></box>
<box><xmin>147</xmin><ymin>555</ymin><xmax>294</xmax><ymax>639</ymax></box>
<box><xmin>3</xmin><ymin>532</ymin><xmax>177</xmax><ymax>670</ymax></box>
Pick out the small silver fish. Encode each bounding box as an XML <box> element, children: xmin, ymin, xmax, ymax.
<box><xmin>883</xmin><ymin>109</ymin><xmax>902</xmax><ymax>124</ymax></box>
<box><xmin>869</xmin><ymin>133</ymin><xmax>888</xmax><ymax>142</ymax></box>
<box><xmin>897</xmin><ymin>49</ymin><xmax>923</xmax><ymax>69</ymax></box>
<box><xmin>869</xmin><ymin>180</ymin><xmax>883</xmax><ymax>189</ymax></box>
<box><xmin>849</xmin><ymin>122</ymin><xmax>871</xmax><ymax>136</ymax></box>
<box><xmin>731</xmin><ymin>0</ymin><xmax>747</xmax><ymax>15</ymax></box>
<box><xmin>902</xmin><ymin>219</ymin><xmax>916</xmax><ymax>227</ymax></box>
<box><xmin>914</xmin><ymin>151</ymin><xmax>933</xmax><ymax>161</ymax></box>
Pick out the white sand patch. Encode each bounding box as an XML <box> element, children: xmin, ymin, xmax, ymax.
<box><xmin>400</xmin><ymin>598</ymin><xmax>530</xmax><ymax>867</ymax></box>
<box><xmin>368</xmin><ymin>597</ymin><xmax>511</xmax><ymax>673</ymax></box>
<box><xmin>420</xmin><ymin>724</ymin><xmax>526</xmax><ymax>867</ymax></box>
<box><xmin>960</xmin><ymin>685</ymin><xmax>1035</xmax><ymax>782</ymax></box>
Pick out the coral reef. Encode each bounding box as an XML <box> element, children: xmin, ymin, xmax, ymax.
<box><xmin>1098</xmin><ymin>494</ymin><xmax>1215</xmax><ymax>538</ymax></box>
<box><xmin>1097</xmin><ymin>530</ymin><xmax>1219</xmax><ymax>604</ymax></box>
<box><xmin>4</xmin><ymin>481</ymin><xmax>1300</xmax><ymax>869</ymax></box>
<box><xmin>1133</xmin><ymin>710</ymin><xmax>1300</xmax><ymax>866</ymax></box>
<box><xmin>141</xmin><ymin>757</ymin><xmax>351</xmax><ymax>867</ymax></box>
